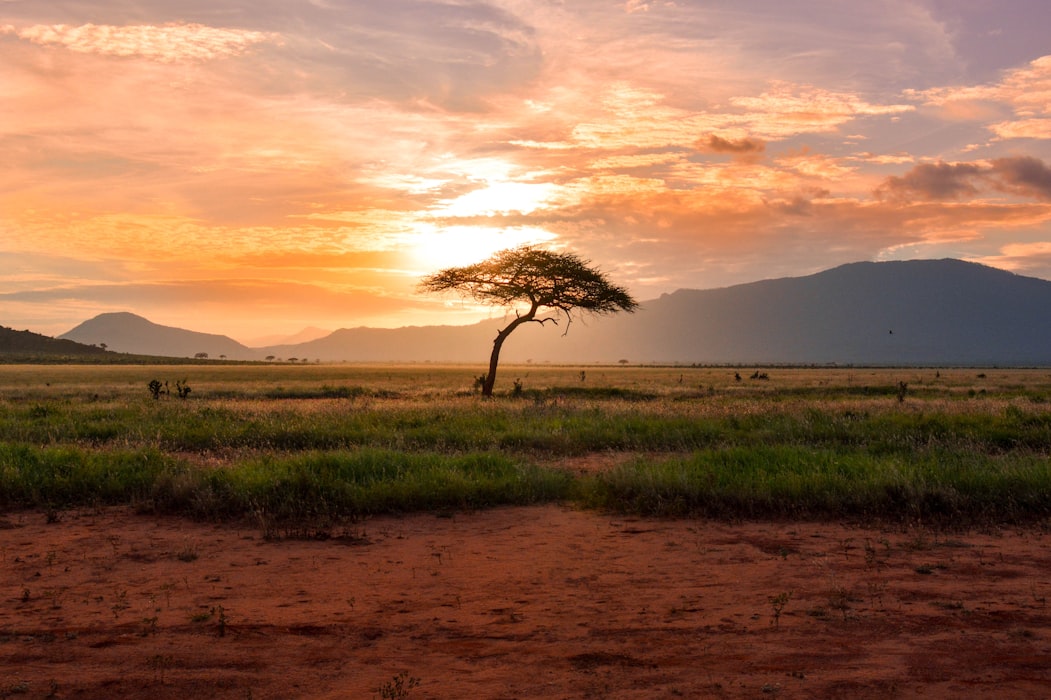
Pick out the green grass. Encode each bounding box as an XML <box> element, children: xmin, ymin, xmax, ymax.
<box><xmin>1</xmin><ymin>363</ymin><xmax>1050</xmax><ymax>525</ymax></box>
<box><xmin>0</xmin><ymin>444</ymin><xmax>572</xmax><ymax>520</ymax></box>
<box><xmin>577</xmin><ymin>446</ymin><xmax>1051</xmax><ymax>521</ymax></box>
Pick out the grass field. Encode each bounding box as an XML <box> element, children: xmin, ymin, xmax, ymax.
<box><xmin>2</xmin><ymin>363</ymin><xmax>1050</xmax><ymax>527</ymax></box>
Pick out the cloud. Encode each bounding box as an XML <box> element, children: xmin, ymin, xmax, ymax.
<box><xmin>699</xmin><ymin>135</ymin><xmax>766</xmax><ymax>157</ymax></box>
<box><xmin>909</xmin><ymin>54</ymin><xmax>1051</xmax><ymax>140</ymax></box>
<box><xmin>876</xmin><ymin>161</ymin><xmax>986</xmax><ymax>201</ymax></box>
<box><xmin>989</xmin><ymin>119</ymin><xmax>1051</xmax><ymax>140</ymax></box>
<box><xmin>876</xmin><ymin>156</ymin><xmax>1051</xmax><ymax>202</ymax></box>
<box><xmin>990</xmin><ymin>156</ymin><xmax>1051</xmax><ymax>200</ymax></box>
<box><xmin>969</xmin><ymin>242</ymin><xmax>1051</xmax><ymax>281</ymax></box>
<box><xmin>255</xmin><ymin>1</ymin><xmax>544</xmax><ymax>110</ymax></box>
<box><xmin>2</xmin><ymin>22</ymin><xmax>278</xmax><ymax>62</ymax></box>
<box><xmin>520</xmin><ymin>80</ymin><xmax>912</xmax><ymax>158</ymax></box>
<box><xmin>728</xmin><ymin>82</ymin><xmax>913</xmax><ymax>137</ymax></box>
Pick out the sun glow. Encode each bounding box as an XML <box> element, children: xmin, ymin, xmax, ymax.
<box><xmin>436</xmin><ymin>181</ymin><xmax>559</xmax><ymax>217</ymax></box>
<box><xmin>405</xmin><ymin>157</ymin><xmax>563</xmax><ymax>269</ymax></box>
<box><xmin>406</xmin><ymin>225</ymin><xmax>557</xmax><ymax>271</ymax></box>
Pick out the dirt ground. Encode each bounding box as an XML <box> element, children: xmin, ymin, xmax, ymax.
<box><xmin>3</xmin><ymin>504</ymin><xmax>1051</xmax><ymax>699</ymax></box>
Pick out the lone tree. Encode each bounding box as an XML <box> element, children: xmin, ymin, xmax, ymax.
<box><xmin>418</xmin><ymin>246</ymin><xmax>638</xmax><ymax>396</ymax></box>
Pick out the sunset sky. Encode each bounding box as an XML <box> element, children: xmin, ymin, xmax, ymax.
<box><xmin>4</xmin><ymin>1</ymin><xmax>1051</xmax><ymax>343</ymax></box>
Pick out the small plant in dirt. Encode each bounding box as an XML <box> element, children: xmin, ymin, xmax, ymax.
<box><xmin>768</xmin><ymin>591</ymin><xmax>791</xmax><ymax>628</ymax></box>
<box><xmin>190</xmin><ymin>610</ymin><xmax>212</xmax><ymax>623</ymax></box>
<box><xmin>5</xmin><ymin>681</ymin><xmax>30</xmax><ymax>695</ymax></box>
<box><xmin>175</xmin><ymin>543</ymin><xmax>199</xmax><ymax>562</ymax></box>
<box><xmin>213</xmin><ymin>604</ymin><xmax>227</xmax><ymax>637</ymax></box>
<box><xmin>140</xmin><ymin>616</ymin><xmax>159</xmax><ymax>636</ymax></box>
<box><xmin>147</xmin><ymin>654</ymin><xmax>174</xmax><ymax>683</ymax></box>
<box><xmin>826</xmin><ymin>586</ymin><xmax>853</xmax><ymax>620</ymax></box>
<box><xmin>111</xmin><ymin>589</ymin><xmax>130</xmax><ymax>619</ymax></box>
<box><xmin>377</xmin><ymin>672</ymin><xmax>421</xmax><ymax>700</ymax></box>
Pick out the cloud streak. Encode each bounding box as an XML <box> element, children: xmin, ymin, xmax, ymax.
<box><xmin>3</xmin><ymin>22</ymin><xmax>277</xmax><ymax>62</ymax></box>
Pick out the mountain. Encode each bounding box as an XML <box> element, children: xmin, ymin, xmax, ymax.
<box><xmin>55</xmin><ymin>260</ymin><xmax>1051</xmax><ymax>365</ymax></box>
<box><xmin>497</xmin><ymin>258</ymin><xmax>1051</xmax><ymax>365</ymax></box>
<box><xmin>262</xmin><ymin>323</ymin><xmax>500</xmax><ymax>363</ymax></box>
<box><xmin>242</xmin><ymin>326</ymin><xmax>332</xmax><ymax>348</ymax></box>
<box><xmin>60</xmin><ymin>312</ymin><xmax>258</xmax><ymax>360</ymax></box>
<box><xmin>264</xmin><ymin>259</ymin><xmax>1051</xmax><ymax>365</ymax></box>
<box><xmin>0</xmin><ymin>326</ymin><xmax>112</xmax><ymax>359</ymax></box>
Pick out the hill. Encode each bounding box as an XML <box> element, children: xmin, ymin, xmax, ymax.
<box><xmin>54</xmin><ymin>260</ymin><xmax>1051</xmax><ymax>365</ymax></box>
<box><xmin>59</xmin><ymin>312</ymin><xmax>258</xmax><ymax>360</ymax></box>
<box><xmin>0</xmin><ymin>326</ymin><xmax>112</xmax><ymax>360</ymax></box>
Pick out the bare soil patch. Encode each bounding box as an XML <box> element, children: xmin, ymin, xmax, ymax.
<box><xmin>3</xmin><ymin>506</ymin><xmax>1051</xmax><ymax>698</ymax></box>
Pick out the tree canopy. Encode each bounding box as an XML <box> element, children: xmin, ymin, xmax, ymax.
<box><xmin>418</xmin><ymin>246</ymin><xmax>638</xmax><ymax>396</ymax></box>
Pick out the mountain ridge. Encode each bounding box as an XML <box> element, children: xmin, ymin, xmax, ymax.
<box><xmin>54</xmin><ymin>259</ymin><xmax>1051</xmax><ymax>365</ymax></box>
<box><xmin>0</xmin><ymin>325</ymin><xmax>113</xmax><ymax>359</ymax></box>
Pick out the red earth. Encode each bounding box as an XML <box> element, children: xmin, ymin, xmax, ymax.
<box><xmin>3</xmin><ymin>504</ymin><xmax>1051</xmax><ymax>698</ymax></box>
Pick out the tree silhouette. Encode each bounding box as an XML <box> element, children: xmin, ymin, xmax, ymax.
<box><xmin>418</xmin><ymin>246</ymin><xmax>638</xmax><ymax>396</ymax></box>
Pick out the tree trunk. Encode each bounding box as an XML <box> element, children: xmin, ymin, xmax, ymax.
<box><xmin>481</xmin><ymin>310</ymin><xmax>535</xmax><ymax>397</ymax></box>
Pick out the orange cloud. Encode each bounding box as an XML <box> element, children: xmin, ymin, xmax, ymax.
<box><xmin>909</xmin><ymin>54</ymin><xmax>1051</xmax><ymax>140</ymax></box>
<box><xmin>3</xmin><ymin>22</ymin><xmax>278</xmax><ymax>62</ymax></box>
<box><xmin>729</xmin><ymin>82</ymin><xmax>913</xmax><ymax>137</ymax></box>
<box><xmin>989</xmin><ymin>119</ymin><xmax>1051</xmax><ymax>140</ymax></box>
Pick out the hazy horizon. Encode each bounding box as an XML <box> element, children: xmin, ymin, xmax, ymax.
<box><xmin>4</xmin><ymin>1</ymin><xmax>1051</xmax><ymax>339</ymax></box>
<box><xmin>50</xmin><ymin>257</ymin><xmax>1027</xmax><ymax>348</ymax></box>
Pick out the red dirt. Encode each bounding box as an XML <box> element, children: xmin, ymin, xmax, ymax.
<box><xmin>3</xmin><ymin>505</ymin><xmax>1051</xmax><ymax>698</ymax></box>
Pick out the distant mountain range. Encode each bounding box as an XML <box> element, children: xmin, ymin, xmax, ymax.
<box><xmin>53</xmin><ymin>259</ymin><xmax>1051</xmax><ymax>366</ymax></box>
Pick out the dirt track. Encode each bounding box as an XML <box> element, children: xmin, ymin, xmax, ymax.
<box><xmin>3</xmin><ymin>505</ymin><xmax>1051</xmax><ymax>698</ymax></box>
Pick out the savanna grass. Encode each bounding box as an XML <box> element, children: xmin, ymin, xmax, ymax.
<box><xmin>1</xmin><ymin>364</ymin><xmax>1050</xmax><ymax>524</ymax></box>
<box><xmin>0</xmin><ymin>443</ymin><xmax>572</xmax><ymax>519</ymax></box>
<box><xmin>577</xmin><ymin>446</ymin><xmax>1051</xmax><ymax>522</ymax></box>
<box><xmin>205</xmin><ymin>450</ymin><xmax>572</xmax><ymax>520</ymax></box>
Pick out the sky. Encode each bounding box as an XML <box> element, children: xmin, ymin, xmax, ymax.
<box><xmin>3</xmin><ymin>1</ymin><xmax>1051</xmax><ymax>343</ymax></box>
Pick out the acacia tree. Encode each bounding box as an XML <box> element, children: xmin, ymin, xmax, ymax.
<box><xmin>418</xmin><ymin>246</ymin><xmax>638</xmax><ymax>396</ymax></box>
